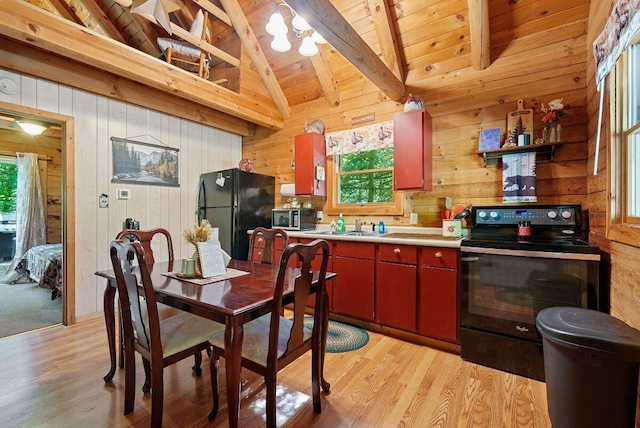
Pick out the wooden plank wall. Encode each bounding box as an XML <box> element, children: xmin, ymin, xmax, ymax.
<box><xmin>0</xmin><ymin>67</ymin><xmax>242</xmax><ymax>319</ymax></box>
<box><xmin>0</xmin><ymin>130</ymin><xmax>62</xmax><ymax>243</ymax></box>
<box><xmin>243</xmin><ymin>0</ymin><xmax>592</xmax><ymax>228</ymax></box>
<box><xmin>586</xmin><ymin>0</ymin><xmax>640</xmax><ymax>345</ymax></box>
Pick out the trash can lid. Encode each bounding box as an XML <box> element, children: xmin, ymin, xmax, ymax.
<box><xmin>536</xmin><ymin>307</ymin><xmax>640</xmax><ymax>361</ymax></box>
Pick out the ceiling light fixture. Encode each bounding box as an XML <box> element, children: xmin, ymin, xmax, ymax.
<box><xmin>16</xmin><ymin>121</ymin><xmax>47</xmax><ymax>136</ymax></box>
<box><xmin>265</xmin><ymin>2</ymin><xmax>326</xmax><ymax>56</ymax></box>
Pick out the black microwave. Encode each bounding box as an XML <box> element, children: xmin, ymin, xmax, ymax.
<box><xmin>271</xmin><ymin>208</ymin><xmax>317</xmax><ymax>230</ymax></box>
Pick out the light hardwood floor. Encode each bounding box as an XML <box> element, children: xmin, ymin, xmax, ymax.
<box><xmin>0</xmin><ymin>316</ymin><xmax>551</xmax><ymax>427</ymax></box>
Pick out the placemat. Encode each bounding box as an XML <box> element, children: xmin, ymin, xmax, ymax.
<box><xmin>162</xmin><ymin>268</ymin><xmax>249</xmax><ymax>285</ymax></box>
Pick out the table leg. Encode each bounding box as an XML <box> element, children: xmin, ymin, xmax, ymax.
<box><xmin>225</xmin><ymin>317</ymin><xmax>244</xmax><ymax>428</ymax></box>
<box><xmin>103</xmin><ymin>279</ymin><xmax>117</xmax><ymax>383</ymax></box>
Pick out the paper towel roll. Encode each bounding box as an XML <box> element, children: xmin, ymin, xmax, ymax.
<box><xmin>280</xmin><ymin>183</ymin><xmax>296</xmax><ymax>196</ymax></box>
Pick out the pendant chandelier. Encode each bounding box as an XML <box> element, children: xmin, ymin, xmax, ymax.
<box><xmin>265</xmin><ymin>2</ymin><xmax>327</xmax><ymax>57</ymax></box>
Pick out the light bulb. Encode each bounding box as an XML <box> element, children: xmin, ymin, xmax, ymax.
<box><xmin>265</xmin><ymin>12</ymin><xmax>287</xmax><ymax>36</ymax></box>
<box><xmin>299</xmin><ymin>35</ymin><xmax>318</xmax><ymax>56</ymax></box>
<box><xmin>16</xmin><ymin>121</ymin><xmax>47</xmax><ymax>136</ymax></box>
<box><xmin>271</xmin><ymin>34</ymin><xmax>291</xmax><ymax>52</ymax></box>
<box><xmin>291</xmin><ymin>14</ymin><xmax>312</xmax><ymax>32</ymax></box>
<box><xmin>311</xmin><ymin>31</ymin><xmax>327</xmax><ymax>44</ymax></box>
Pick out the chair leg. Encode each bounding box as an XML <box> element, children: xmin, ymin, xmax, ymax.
<box><xmin>192</xmin><ymin>350</ymin><xmax>203</xmax><ymax>376</ymax></box>
<box><xmin>208</xmin><ymin>350</ymin><xmax>220</xmax><ymax>421</ymax></box>
<box><xmin>150</xmin><ymin>365</ymin><xmax>164</xmax><ymax>428</ymax></box>
<box><xmin>311</xmin><ymin>344</ymin><xmax>322</xmax><ymax>414</ymax></box>
<box><xmin>265</xmin><ymin>373</ymin><xmax>277</xmax><ymax>428</ymax></box>
<box><xmin>142</xmin><ymin>358</ymin><xmax>151</xmax><ymax>394</ymax></box>
<box><xmin>123</xmin><ymin>345</ymin><xmax>136</xmax><ymax>415</ymax></box>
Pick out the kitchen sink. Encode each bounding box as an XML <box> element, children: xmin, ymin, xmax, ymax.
<box><xmin>344</xmin><ymin>231</ymin><xmax>379</xmax><ymax>236</ymax></box>
<box><xmin>305</xmin><ymin>230</ymin><xmax>348</xmax><ymax>235</ymax></box>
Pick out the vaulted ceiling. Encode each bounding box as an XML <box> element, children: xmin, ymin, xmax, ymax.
<box><xmin>2</xmin><ymin>0</ymin><xmax>583</xmax><ymax>136</ymax></box>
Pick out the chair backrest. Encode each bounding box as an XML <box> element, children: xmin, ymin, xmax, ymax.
<box><xmin>248</xmin><ymin>227</ymin><xmax>289</xmax><ymax>264</ymax></box>
<box><xmin>115</xmin><ymin>228</ymin><xmax>174</xmax><ymax>265</ymax></box>
<box><xmin>267</xmin><ymin>239</ymin><xmax>329</xmax><ymax>366</ymax></box>
<box><xmin>110</xmin><ymin>240</ymin><xmax>161</xmax><ymax>360</ymax></box>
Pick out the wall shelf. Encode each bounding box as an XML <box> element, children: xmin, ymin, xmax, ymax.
<box><xmin>477</xmin><ymin>142</ymin><xmax>562</xmax><ymax>167</ymax></box>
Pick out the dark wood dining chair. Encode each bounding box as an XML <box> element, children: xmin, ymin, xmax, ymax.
<box><xmin>110</xmin><ymin>240</ymin><xmax>225</xmax><ymax>427</ymax></box>
<box><xmin>114</xmin><ymin>228</ymin><xmax>180</xmax><ymax>369</ymax></box>
<box><xmin>208</xmin><ymin>239</ymin><xmax>330</xmax><ymax>426</ymax></box>
<box><xmin>248</xmin><ymin>227</ymin><xmax>289</xmax><ymax>264</ymax></box>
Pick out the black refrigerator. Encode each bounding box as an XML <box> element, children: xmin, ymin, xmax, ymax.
<box><xmin>197</xmin><ymin>168</ymin><xmax>275</xmax><ymax>260</ymax></box>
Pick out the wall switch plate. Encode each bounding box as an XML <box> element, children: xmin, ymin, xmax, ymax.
<box><xmin>116</xmin><ymin>189</ymin><xmax>131</xmax><ymax>200</ymax></box>
<box><xmin>410</xmin><ymin>212</ymin><xmax>418</xmax><ymax>224</ymax></box>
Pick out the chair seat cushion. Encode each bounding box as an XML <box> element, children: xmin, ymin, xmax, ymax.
<box><xmin>210</xmin><ymin>315</ymin><xmax>312</xmax><ymax>366</ymax></box>
<box><xmin>157</xmin><ymin>37</ymin><xmax>202</xmax><ymax>57</ymax></box>
<box><xmin>159</xmin><ymin>311</ymin><xmax>224</xmax><ymax>358</ymax></box>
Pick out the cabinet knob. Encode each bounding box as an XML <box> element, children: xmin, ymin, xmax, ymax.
<box><xmin>394</xmin><ymin>248</ymin><xmax>401</xmax><ymax>254</ymax></box>
<box><xmin>258</xmin><ymin>237</ymin><xmax>263</xmax><ymax>243</ymax></box>
<box><xmin>435</xmin><ymin>251</ymin><xmax>443</xmax><ymax>258</ymax></box>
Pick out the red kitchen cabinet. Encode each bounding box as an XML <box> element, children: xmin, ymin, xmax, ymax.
<box><xmin>251</xmin><ymin>234</ymin><xmax>287</xmax><ymax>265</ymax></box>
<box><xmin>296</xmin><ymin>237</ymin><xmax>333</xmax><ymax>310</ymax></box>
<box><xmin>394</xmin><ymin>109</ymin><xmax>433</xmax><ymax>190</ymax></box>
<box><xmin>376</xmin><ymin>244</ymin><xmax>417</xmax><ymax>332</ymax></box>
<box><xmin>332</xmin><ymin>242</ymin><xmax>375</xmax><ymax>321</ymax></box>
<box><xmin>295</xmin><ymin>132</ymin><xmax>326</xmax><ymax>196</ymax></box>
<box><xmin>418</xmin><ymin>247</ymin><xmax>459</xmax><ymax>343</ymax></box>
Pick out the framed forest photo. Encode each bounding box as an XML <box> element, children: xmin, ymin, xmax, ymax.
<box><xmin>111</xmin><ymin>137</ymin><xmax>179</xmax><ymax>187</ymax></box>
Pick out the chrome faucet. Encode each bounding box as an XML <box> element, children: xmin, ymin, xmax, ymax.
<box><xmin>355</xmin><ymin>218</ymin><xmax>362</xmax><ymax>232</ymax></box>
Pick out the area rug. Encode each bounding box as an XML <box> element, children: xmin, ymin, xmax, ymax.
<box><xmin>0</xmin><ymin>281</ymin><xmax>62</xmax><ymax>338</ymax></box>
<box><xmin>302</xmin><ymin>316</ymin><xmax>369</xmax><ymax>353</ymax></box>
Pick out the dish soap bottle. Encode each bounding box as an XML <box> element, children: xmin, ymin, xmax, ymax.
<box><xmin>378</xmin><ymin>219</ymin><xmax>385</xmax><ymax>234</ymax></box>
<box><xmin>330</xmin><ymin>219</ymin><xmax>337</xmax><ymax>232</ymax></box>
<box><xmin>337</xmin><ymin>214</ymin><xmax>346</xmax><ymax>232</ymax></box>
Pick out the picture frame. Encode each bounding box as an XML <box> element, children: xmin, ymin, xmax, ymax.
<box><xmin>478</xmin><ymin>128</ymin><xmax>502</xmax><ymax>151</ymax></box>
<box><xmin>111</xmin><ymin>137</ymin><xmax>179</xmax><ymax>187</ymax></box>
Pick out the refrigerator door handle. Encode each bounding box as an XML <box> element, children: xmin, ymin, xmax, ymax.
<box><xmin>197</xmin><ymin>179</ymin><xmax>206</xmax><ymax>223</ymax></box>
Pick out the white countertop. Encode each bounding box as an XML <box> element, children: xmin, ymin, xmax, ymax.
<box><xmin>285</xmin><ymin>226</ymin><xmax>466</xmax><ymax>248</ymax></box>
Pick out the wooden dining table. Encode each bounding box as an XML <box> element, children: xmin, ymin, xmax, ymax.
<box><xmin>95</xmin><ymin>258</ymin><xmax>335</xmax><ymax>427</ymax></box>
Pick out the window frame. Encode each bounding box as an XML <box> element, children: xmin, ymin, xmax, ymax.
<box><xmin>608</xmin><ymin>32</ymin><xmax>640</xmax><ymax>246</ymax></box>
<box><xmin>324</xmin><ymin>154</ymin><xmax>403</xmax><ymax>217</ymax></box>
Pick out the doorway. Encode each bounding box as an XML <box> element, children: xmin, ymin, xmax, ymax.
<box><xmin>0</xmin><ymin>101</ymin><xmax>75</xmax><ymax>334</ymax></box>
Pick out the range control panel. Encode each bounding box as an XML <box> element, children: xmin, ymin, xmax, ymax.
<box><xmin>471</xmin><ymin>205</ymin><xmax>580</xmax><ymax>227</ymax></box>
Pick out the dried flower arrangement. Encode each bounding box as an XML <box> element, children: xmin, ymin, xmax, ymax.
<box><xmin>541</xmin><ymin>98</ymin><xmax>567</xmax><ymax>125</ymax></box>
<box><xmin>184</xmin><ymin>219</ymin><xmax>213</xmax><ymax>245</ymax></box>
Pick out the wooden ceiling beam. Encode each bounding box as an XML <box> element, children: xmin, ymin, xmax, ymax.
<box><xmin>367</xmin><ymin>0</ymin><xmax>403</xmax><ymax>82</ymax></box>
<box><xmin>310</xmin><ymin>44</ymin><xmax>340</xmax><ymax>107</ymax></box>
<box><xmin>81</xmin><ymin>0</ymin><xmax>128</xmax><ymax>44</ymax></box>
<box><xmin>218</xmin><ymin>0</ymin><xmax>290</xmax><ymax>119</ymax></box>
<box><xmin>0</xmin><ymin>0</ymin><xmax>283</xmax><ymax>129</ymax></box>
<box><xmin>285</xmin><ymin>0</ymin><xmax>405</xmax><ymax>101</ymax></box>
<box><xmin>467</xmin><ymin>0</ymin><xmax>491</xmax><ymax>70</ymax></box>
<box><xmin>44</xmin><ymin>0</ymin><xmax>78</xmax><ymax>22</ymax></box>
<box><xmin>168</xmin><ymin>22</ymin><xmax>241</xmax><ymax>67</ymax></box>
<box><xmin>193</xmin><ymin>0</ymin><xmax>232</xmax><ymax>27</ymax></box>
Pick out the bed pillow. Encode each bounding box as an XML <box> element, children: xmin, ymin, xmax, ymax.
<box><xmin>190</xmin><ymin>9</ymin><xmax>204</xmax><ymax>37</ymax></box>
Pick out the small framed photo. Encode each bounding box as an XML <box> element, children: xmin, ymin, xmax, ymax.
<box><xmin>478</xmin><ymin>128</ymin><xmax>501</xmax><ymax>151</ymax></box>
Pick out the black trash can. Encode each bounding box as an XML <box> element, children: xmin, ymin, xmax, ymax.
<box><xmin>536</xmin><ymin>307</ymin><xmax>640</xmax><ymax>428</ymax></box>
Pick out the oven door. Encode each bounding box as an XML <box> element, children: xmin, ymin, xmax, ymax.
<box><xmin>461</xmin><ymin>247</ymin><xmax>600</xmax><ymax>341</ymax></box>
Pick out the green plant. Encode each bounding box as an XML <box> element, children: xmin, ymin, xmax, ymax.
<box><xmin>0</xmin><ymin>162</ymin><xmax>17</xmax><ymax>213</ymax></box>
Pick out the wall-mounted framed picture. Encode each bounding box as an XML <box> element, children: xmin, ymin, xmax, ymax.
<box><xmin>111</xmin><ymin>137</ymin><xmax>179</xmax><ymax>187</ymax></box>
<box><xmin>478</xmin><ymin>128</ymin><xmax>502</xmax><ymax>151</ymax></box>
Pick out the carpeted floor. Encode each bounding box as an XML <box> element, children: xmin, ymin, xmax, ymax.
<box><xmin>0</xmin><ymin>273</ymin><xmax>62</xmax><ymax>339</ymax></box>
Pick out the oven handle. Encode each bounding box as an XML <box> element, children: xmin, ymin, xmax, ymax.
<box><xmin>461</xmin><ymin>256</ymin><xmax>480</xmax><ymax>262</ymax></box>
<box><xmin>462</xmin><ymin>246</ymin><xmax>600</xmax><ymax>261</ymax></box>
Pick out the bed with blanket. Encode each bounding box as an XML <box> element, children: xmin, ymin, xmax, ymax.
<box><xmin>15</xmin><ymin>243</ymin><xmax>62</xmax><ymax>299</ymax></box>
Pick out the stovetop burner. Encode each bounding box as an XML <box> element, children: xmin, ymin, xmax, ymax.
<box><xmin>462</xmin><ymin>204</ymin><xmax>600</xmax><ymax>254</ymax></box>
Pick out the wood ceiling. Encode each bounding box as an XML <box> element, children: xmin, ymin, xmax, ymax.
<box><xmin>2</xmin><ymin>0</ymin><xmax>578</xmax><ymax>136</ymax></box>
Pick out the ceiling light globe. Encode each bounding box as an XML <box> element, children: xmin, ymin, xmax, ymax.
<box><xmin>266</xmin><ymin>12</ymin><xmax>287</xmax><ymax>36</ymax></box>
<box><xmin>271</xmin><ymin>34</ymin><xmax>291</xmax><ymax>52</ymax></box>
<box><xmin>17</xmin><ymin>121</ymin><xmax>47</xmax><ymax>136</ymax></box>
<box><xmin>299</xmin><ymin>35</ymin><xmax>318</xmax><ymax>56</ymax></box>
<box><xmin>311</xmin><ymin>31</ymin><xmax>327</xmax><ymax>44</ymax></box>
<box><xmin>291</xmin><ymin>14</ymin><xmax>312</xmax><ymax>32</ymax></box>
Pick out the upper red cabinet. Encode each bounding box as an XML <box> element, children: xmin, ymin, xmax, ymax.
<box><xmin>295</xmin><ymin>132</ymin><xmax>327</xmax><ymax>196</ymax></box>
<box><xmin>393</xmin><ymin>109</ymin><xmax>433</xmax><ymax>190</ymax></box>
